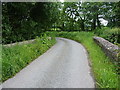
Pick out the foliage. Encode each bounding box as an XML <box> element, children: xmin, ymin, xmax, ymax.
<box><xmin>114</xmin><ymin>1</ymin><xmax>120</xmax><ymax>27</ymax></box>
<box><xmin>2</xmin><ymin>2</ymin><xmax>61</xmax><ymax>44</ymax></box>
<box><xmin>94</xmin><ymin>27</ymin><xmax>120</xmax><ymax>44</ymax></box>
<box><xmin>104</xmin><ymin>2</ymin><xmax>120</xmax><ymax>27</ymax></box>
<box><xmin>2</xmin><ymin>1</ymin><xmax>120</xmax><ymax>88</ymax></box>
<box><xmin>2</xmin><ymin>34</ymin><xmax>56</xmax><ymax>82</ymax></box>
<box><xmin>30</xmin><ymin>2</ymin><xmax>61</xmax><ymax>29</ymax></box>
<box><xmin>2</xmin><ymin>2</ymin><xmax>120</xmax><ymax>43</ymax></box>
<box><xmin>47</xmin><ymin>31</ymin><xmax>118</xmax><ymax>88</ymax></box>
<box><xmin>59</xmin><ymin>2</ymin><xmax>119</xmax><ymax>31</ymax></box>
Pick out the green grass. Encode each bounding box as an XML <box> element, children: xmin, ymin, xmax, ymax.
<box><xmin>47</xmin><ymin>31</ymin><xmax>118</xmax><ymax>88</ymax></box>
<box><xmin>2</xmin><ymin>34</ymin><xmax>56</xmax><ymax>82</ymax></box>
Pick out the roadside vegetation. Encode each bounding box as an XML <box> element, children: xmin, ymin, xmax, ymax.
<box><xmin>47</xmin><ymin>31</ymin><xmax>118</xmax><ymax>88</ymax></box>
<box><xmin>94</xmin><ymin>27</ymin><xmax>120</xmax><ymax>46</ymax></box>
<box><xmin>2</xmin><ymin>34</ymin><xmax>56</xmax><ymax>82</ymax></box>
<box><xmin>2</xmin><ymin>1</ymin><xmax>120</xmax><ymax>89</ymax></box>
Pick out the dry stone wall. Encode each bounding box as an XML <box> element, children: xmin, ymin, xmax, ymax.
<box><xmin>3</xmin><ymin>39</ymin><xmax>35</xmax><ymax>47</ymax></box>
<box><xmin>93</xmin><ymin>36</ymin><xmax>119</xmax><ymax>62</ymax></box>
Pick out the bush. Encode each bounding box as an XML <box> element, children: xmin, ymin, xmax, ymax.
<box><xmin>94</xmin><ymin>27</ymin><xmax>120</xmax><ymax>44</ymax></box>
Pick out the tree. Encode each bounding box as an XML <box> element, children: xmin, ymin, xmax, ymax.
<box><xmin>113</xmin><ymin>1</ymin><xmax>120</xmax><ymax>27</ymax></box>
<box><xmin>2</xmin><ymin>2</ymin><xmax>34</xmax><ymax>43</ymax></box>
<box><xmin>30</xmin><ymin>2</ymin><xmax>61</xmax><ymax>30</ymax></box>
<box><xmin>2</xmin><ymin>2</ymin><xmax>61</xmax><ymax>44</ymax></box>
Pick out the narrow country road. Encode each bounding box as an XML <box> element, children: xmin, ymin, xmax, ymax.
<box><xmin>2</xmin><ymin>38</ymin><xmax>95</xmax><ymax>88</ymax></box>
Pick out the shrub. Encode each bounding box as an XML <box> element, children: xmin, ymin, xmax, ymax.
<box><xmin>94</xmin><ymin>27</ymin><xmax>120</xmax><ymax>44</ymax></box>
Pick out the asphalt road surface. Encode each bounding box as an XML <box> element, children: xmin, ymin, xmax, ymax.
<box><xmin>2</xmin><ymin>38</ymin><xmax>95</xmax><ymax>88</ymax></box>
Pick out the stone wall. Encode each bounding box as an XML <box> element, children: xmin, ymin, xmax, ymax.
<box><xmin>3</xmin><ymin>39</ymin><xmax>35</xmax><ymax>47</ymax></box>
<box><xmin>3</xmin><ymin>37</ymin><xmax>52</xmax><ymax>47</ymax></box>
<box><xmin>93</xmin><ymin>36</ymin><xmax>119</xmax><ymax>62</ymax></box>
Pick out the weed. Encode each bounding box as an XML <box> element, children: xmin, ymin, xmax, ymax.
<box><xmin>2</xmin><ymin>34</ymin><xmax>56</xmax><ymax>82</ymax></box>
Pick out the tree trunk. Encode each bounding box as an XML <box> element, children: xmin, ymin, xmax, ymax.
<box><xmin>62</xmin><ymin>23</ymin><xmax>64</xmax><ymax>30</ymax></box>
<box><xmin>91</xmin><ymin>18</ymin><xmax>96</xmax><ymax>30</ymax></box>
<box><xmin>96</xmin><ymin>14</ymin><xmax>101</xmax><ymax>29</ymax></box>
<box><xmin>81</xmin><ymin>20</ymin><xmax>85</xmax><ymax>31</ymax></box>
<box><xmin>79</xmin><ymin>17</ymin><xmax>85</xmax><ymax>31</ymax></box>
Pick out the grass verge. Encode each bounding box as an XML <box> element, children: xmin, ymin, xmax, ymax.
<box><xmin>47</xmin><ymin>31</ymin><xmax>118</xmax><ymax>88</ymax></box>
<box><xmin>2</xmin><ymin>34</ymin><xmax>56</xmax><ymax>82</ymax></box>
